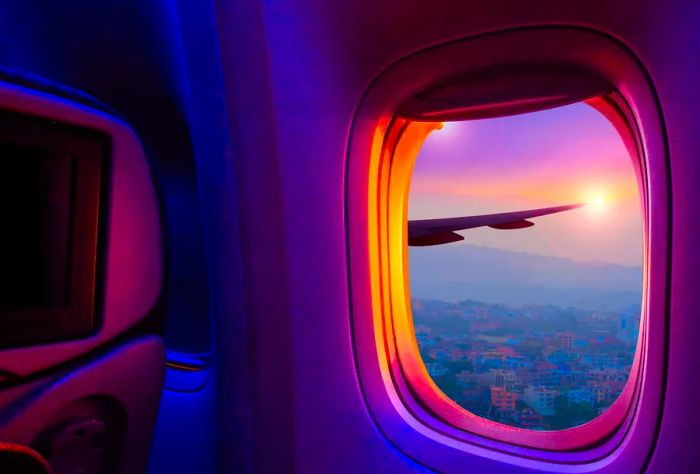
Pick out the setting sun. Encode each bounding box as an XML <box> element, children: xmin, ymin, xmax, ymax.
<box><xmin>589</xmin><ymin>195</ymin><xmax>607</xmax><ymax>209</ymax></box>
<box><xmin>581</xmin><ymin>188</ymin><xmax>610</xmax><ymax>215</ymax></box>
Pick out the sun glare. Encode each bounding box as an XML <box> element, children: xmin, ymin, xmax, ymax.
<box><xmin>583</xmin><ymin>190</ymin><xmax>609</xmax><ymax>216</ymax></box>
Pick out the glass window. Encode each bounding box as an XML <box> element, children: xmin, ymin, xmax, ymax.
<box><xmin>408</xmin><ymin>103</ymin><xmax>642</xmax><ymax>430</ymax></box>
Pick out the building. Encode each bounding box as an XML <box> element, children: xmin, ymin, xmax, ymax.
<box><xmin>514</xmin><ymin>407</ymin><xmax>544</xmax><ymax>430</ymax></box>
<box><xmin>490</xmin><ymin>386</ymin><xmax>519</xmax><ymax>411</ymax></box>
<box><xmin>557</xmin><ymin>332</ymin><xmax>574</xmax><ymax>351</ymax></box>
<box><xmin>485</xmin><ymin>369</ymin><xmax>518</xmax><ymax>389</ymax></box>
<box><xmin>456</xmin><ymin>370</ymin><xmax>479</xmax><ymax>388</ymax></box>
<box><xmin>524</xmin><ymin>385</ymin><xmax>557</xmax><ymax>416</ymax></box>
<box><xmin>566</xmin><ymin>388</ymin><xmax>594</xmax><ymax>405</ymax></box>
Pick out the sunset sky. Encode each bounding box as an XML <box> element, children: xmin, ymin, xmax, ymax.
<box><xmin>408</xmin><ymin>103</ymin><xmax>643</xmax><ymax>266</ymax></box>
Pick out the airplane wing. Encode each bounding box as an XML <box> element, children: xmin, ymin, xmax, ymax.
<box><xmin>408</xmin><ymin>203</ymin><xmax>585</xmax><ymax>246</ymax></box>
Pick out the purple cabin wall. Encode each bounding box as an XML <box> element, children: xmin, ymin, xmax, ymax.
<box><xmin>212</xmin><ymin>1</ymin><xmax>700</xmax><ymax>472</ymax></box>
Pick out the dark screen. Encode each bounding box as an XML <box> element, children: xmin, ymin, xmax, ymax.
<box><xmin>0</xmin><ymin>144</ymin><xmax>74</xmax><ymax>309</ymax></box>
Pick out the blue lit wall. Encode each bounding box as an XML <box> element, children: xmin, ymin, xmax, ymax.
<box><xmin>0</xmin><ymin>0</ymin><xmax>212</xmax><ymax>355</ymax></box>
<box><xmin>0</xmin><ymin>2</ymin><xmax>226</xmax><ymax>472</ymax></box>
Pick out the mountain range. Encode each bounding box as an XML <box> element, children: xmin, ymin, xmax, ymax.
<box><xmin>408</xmin><ymin>244</ymin><xmax>642</xmax><ymax>311</ymax></box>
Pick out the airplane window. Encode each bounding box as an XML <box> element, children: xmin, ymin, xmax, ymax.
<box><xmin>408</xmin><ymin>103</ymin><xmax>642</xmax><ymax>430</ymax></box>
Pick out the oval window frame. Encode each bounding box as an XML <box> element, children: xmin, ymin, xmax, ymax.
<box><xmin>346</xmin><ymin>27</ymin><xmax>669</xmax><ymax>471</ymax></box>
<box><xmin>387</xmin><ymin>95</ymin><xmax>644</xmax><ymax>449</ymax></box>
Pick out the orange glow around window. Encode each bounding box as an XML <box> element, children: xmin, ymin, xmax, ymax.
<box><xmin>366</xmin><ymin>109</ymin><xmax>645</xmax><ymax>450</ymax></box>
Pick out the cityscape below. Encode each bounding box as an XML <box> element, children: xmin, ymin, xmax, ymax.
<box><xmin>413</xmin><ymin>298</ymin><xmax>640</xmax><ymax>430</ymax></box>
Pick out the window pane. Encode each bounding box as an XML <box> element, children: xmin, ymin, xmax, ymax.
<box><xmin>408</xmin><ymin>103</ymin><xmax>642</xmax><ymax>430</ymax></box>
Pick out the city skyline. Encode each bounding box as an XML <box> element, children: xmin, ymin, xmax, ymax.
<box><xmin>413</xmin><ymin>297</ymin><xmax>639</xmax><ymax>430</ymax></box>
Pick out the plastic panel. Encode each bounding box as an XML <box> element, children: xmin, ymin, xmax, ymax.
<box><xmin>0</xmin><ymin>82</ymin><xmax>162</xmax><ymax>376</ymax></box>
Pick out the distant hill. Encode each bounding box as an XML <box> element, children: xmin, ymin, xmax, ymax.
<box><xmin>408</xmin><ymin>244</ymin><xmax>642</xmax><ymax>311</ymax></box>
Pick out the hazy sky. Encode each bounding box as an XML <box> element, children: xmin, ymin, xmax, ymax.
<box><xmin>408</xmin><ymin>103</ymin><xmax>643</xmax><ymax>266</ymax></box>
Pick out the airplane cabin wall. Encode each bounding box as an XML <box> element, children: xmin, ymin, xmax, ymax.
<box><xmin>0</xmin><ymin>0</ymin><xmax>212</xmax><ymax>355</ymax></box>
<box><xmin>0</xmin><ymin>1</ymin><xmax>698</xmax><ymax>472</ymax></box>
<box><xmin>213</xmin><ymin>0</ymin><xmax>700</xmax><ymax>472</ymax></box>
<box><xmin>0</xmin><ymin>1</ymin><xmax>218</xmax><ymax>472</ymax></box>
